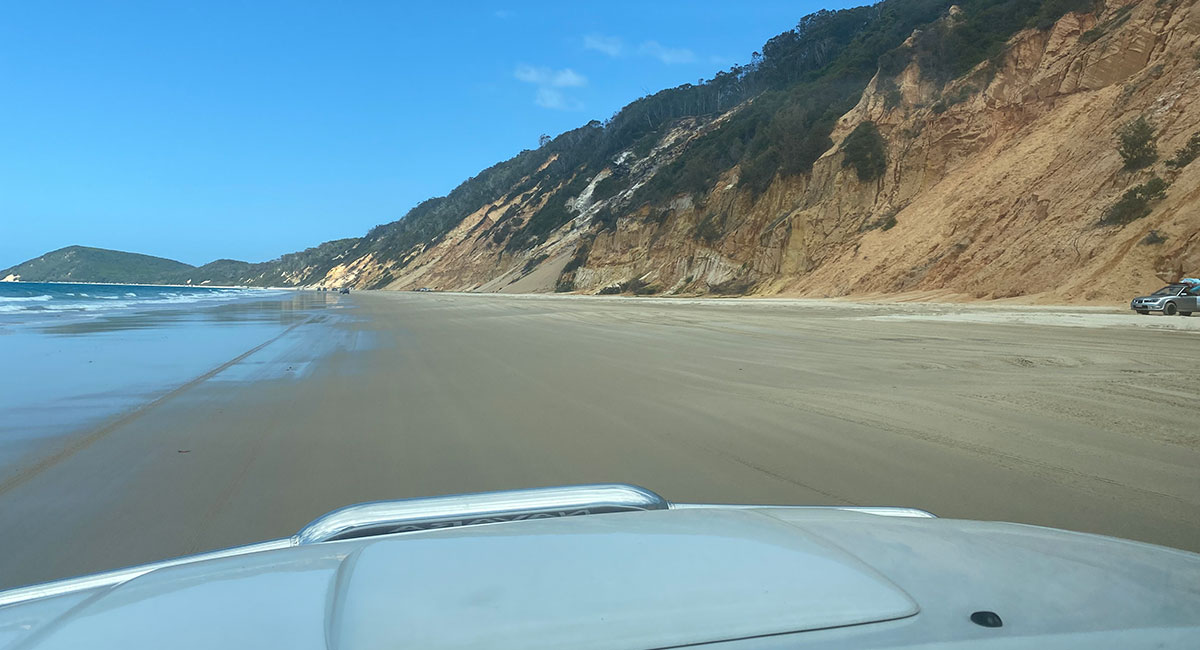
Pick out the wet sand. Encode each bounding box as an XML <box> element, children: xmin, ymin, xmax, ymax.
<box><xmin>1</xmin><ymin>292</ymin><xmax>1197</xmax><ymax>590</ymax></box>
<box><xmin>0</xmin><ymin>291</ymin><xmax>343</xmax><ymax>478</ymax></box>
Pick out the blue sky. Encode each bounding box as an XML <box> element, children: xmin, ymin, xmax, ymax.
<box><xmin>1</xmin><ymin>0</ymin><xmax>859</xmax><ymax>268</ymax></box>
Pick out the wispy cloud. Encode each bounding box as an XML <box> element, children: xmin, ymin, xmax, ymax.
<box><xmin>493</xmin><ymin>9</ymin><xmax>513</xmax><ymax>19</ymax></box>
<box><xmin>514</xmin><ymin>65</ymin><xmax>587</xmax><ymax>110</ymax></box>
<box><xmin>514</xmin><ymin>65</ymin><xmax>587</xmax><ymax>88</ymax></box>
<box><xmin>534</xmin><ymin>88</ymin><xmax>582</xmax><ymax>111</ymax></box>
<box><xmin>638</xmin><ymin>40</ymin><xmax>695</xmax><ymax>65</ymax></box>
<box><xmin>584</xmin><ymin>34</ymin><xmax>698</xmax><ymax>65</ymax></box>
<box><xmin>583</xmin><ymin>34</ymin><xmax>624</xmax><ymax>57</ymax></box>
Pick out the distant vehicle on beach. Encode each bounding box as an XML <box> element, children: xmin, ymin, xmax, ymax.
<box><xmin>339</xmin><ymin>287</ymin><xmax>350</xmax><ymax>294</ymax></box>
<box><xmin>1130</xmin><ymin>281</ymin><xmax>1199</xmax><ymax>315</ymax></box>
<box><xmin>1</xmin><ymin>483</ymin><xmax>1197</xmax><ymax>648</ymax></box>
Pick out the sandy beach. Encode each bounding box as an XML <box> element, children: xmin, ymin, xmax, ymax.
<box><xmin>0</xmin><ymin>291</ymin><xmax>1197</xmax><ymax>590</ymax></box>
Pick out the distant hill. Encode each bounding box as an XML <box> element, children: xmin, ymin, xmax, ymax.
<box><xmin>1</xmin><ymin>239</ymin><xmax>362</xmax><ymax>286</ymax></box>
<box><xmin>177</xmin><ymin>238</ymin><xmax>360</xmax><ymax>287</ymax></box>
<box><xmin>0</xmin><ymin>246</ymin><xmax>195</xmax><ymax>284</ymax></box>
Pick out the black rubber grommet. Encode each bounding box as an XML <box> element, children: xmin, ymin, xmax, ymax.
<box><xmin>970</xmin><ymin>611</ymin><xmax>1003</xmax><ymax>628</ymax></box>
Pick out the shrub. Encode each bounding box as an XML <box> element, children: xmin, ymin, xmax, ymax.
<box><xmin>737</xmin><ymin>150</ymin><xmax>781</xmax><ymax>196</ymax></box>
<box><xmin>1166</xmin><ymin>132</ymin><xmax>1200</xmax><ymax>169</ymax></box>
<box><xmin>694</xmin><ymin>214</ymin><xmax>724</xmax><ymax>244</ymax></box>
<box><xmin>709</xmin><ymin>278</ymin><xmax>756</xmax><ymax>294</ymax></box>
<box><xmin>521</xmin><ymin>253</ymin><xmax>549</xmax><ymax>275</ymax></box>
<box><xmin>555</xmin><ymin>279</ymin><xmax>575</xmax><ymax>292</ymax></box>
<box><xmin>367</xmin><ymin>272</ymin><xmax>394</xmax><ymax>290</ymax></box>
<box><xmin>489</xmin><ymin>220</ymin><xmax>515</xmax><ymax>245</ymax></box>
<box><xmin>1100</xmin><ymin>176</ymin><xmax>1168</xmax><ymax>225</ymax></box>
<box><xmin>591</xmin><ymin>175</ymin><xmax>625</xmax><ymax>202</ymax></box>
<box><xmin>1079</xmin><ymin>26</ymin><xmax>1103</xmax><ymax>43</ymax></box>
<box><xmin>1116</xmin><ymin>117</ymin><xmax>1158</xmax><ymax>170</ymax></box>
<box><xmin>631</xmin><ymin>133</ymin><xmax>658</xmax><ymax>158</ymax></box>
<box><xmin>620</xmin><ymin>277</ymin><xmax>648</xmax><ymax>294</ymax></box>
<box><xmin>885</xmin><ymin>89</ymin><xmax>903</xmax><ymax>109</ymax></box>
<box><xmin>841</xmin><ymin>122</ymin><xmax>888</xmax><ymax>181</ymax></box>
<box><xmin>597</xmin><ymin>285</ymin><xmax>622</xmax><ymax>295</ymax></box>
<box><xmin>1081</xmin><ymin>4</ymin><xmax>1134</xmax><ymax>44</ymax></box>
<box><xmin>1140</xmin><ymin>230</ymin><xmax>1167</xmax><ymax>245</ymax></box>
<box><xmin>937</xmin><ymin>85</ymin><xmax>976</xmax><ymax>111</ymax></box>
<box><xmin>861</xmin><ymin>211</ymin><xmax>899</xmax><ymax>232</ymax></box>
<box><xmin>593</xmin><ymin>205</ymin><xmax>619</xmax><ymax>232</ymax></box>
<box><xmin>561</xmin><ymin>241</ymin><xmax>591</xmax><ymax>275</ymax></box>
<box><xmin>1030</xmin><ymin>0</ymin><xmax>1097</xmax><ymax>30</ymax></box>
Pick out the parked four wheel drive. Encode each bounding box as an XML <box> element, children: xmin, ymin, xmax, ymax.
<box><xmin>1131</xmin><ymin>283</ymin><xmax>1199</xmax><ymax>316</ymax></box>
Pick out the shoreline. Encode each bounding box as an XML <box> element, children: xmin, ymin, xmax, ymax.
<box><xmin>0</xmin><ymin>279</ymin><xmax>293</xmax><ymax>290</ymax></box>
<box><xmin>0</xmin><ymin>278</ymin><xmax>1162</xmax><ymax>308</ymax></box>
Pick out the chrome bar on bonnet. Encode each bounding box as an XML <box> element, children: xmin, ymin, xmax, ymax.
<box><xmin>293</xmin><ymin>483</ymin><xmax>669</xmax><ymax>544</ymax></box>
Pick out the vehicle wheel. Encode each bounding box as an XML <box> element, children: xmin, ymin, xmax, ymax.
<box><xmin>1136</xmin><ymin>310</ymin><xmax>1149</xmax><ymax>315</ymax></box>
<box><xmin>1164</xmin><ymin>302</ymin><xmax>1178</xmax><ymax>316</ymax></box>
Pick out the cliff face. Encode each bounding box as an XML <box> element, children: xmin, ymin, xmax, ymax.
<box><xmin>310</xmin><ymin>0</ymin><xmax>1198</xmax><ymax>303</ymax></box>
<box><xmin>781</xmin><ymin>0</ymin><xmax>1200</xmax><ymax>302</ymax></box>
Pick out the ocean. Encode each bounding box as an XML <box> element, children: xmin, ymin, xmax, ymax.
<box><xmin>0</xmin><ymin>282</ymin><xmax>276</xmax><ymax>325</ymax></box>
<box><xmin>0</xmin><ymin>282</ymin><xmax>350</xmax><ymax>479</ymax></box>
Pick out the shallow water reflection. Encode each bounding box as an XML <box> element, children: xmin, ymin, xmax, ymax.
<box><xmin>37</xmin><ymin>292</ymin><xmax>345</xmax><ymax>335</ymax></box>
<box><xmin>0</xmin><ymin>290</ymin><xmax>352</xmax><ymax>478</ymax></box>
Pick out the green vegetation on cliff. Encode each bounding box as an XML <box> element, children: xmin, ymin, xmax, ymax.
<box><xmin>841</xmin><ymin>121</ymin><xmax>888</xmax><ymax>181</ymax></box>
<box><xmin>1116</xmin><ymin>116</ymin><xmax>1158</xmax><ymax>170</ymax></box>
<box><xmin>613</xmin><ymin>0</ymin><xmax>1091</xmax><ymax>206</ymax></box>
<box><xmin>1100</xmin><ymin>177</ymin><xmax>1169</xmax><ymax>226</ymax></box>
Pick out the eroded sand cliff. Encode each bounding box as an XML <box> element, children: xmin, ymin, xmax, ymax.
<box><xmin>315</xmin><ymin>0</ymin><xmax>1199</xmax><ymax>303</ymax></box>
